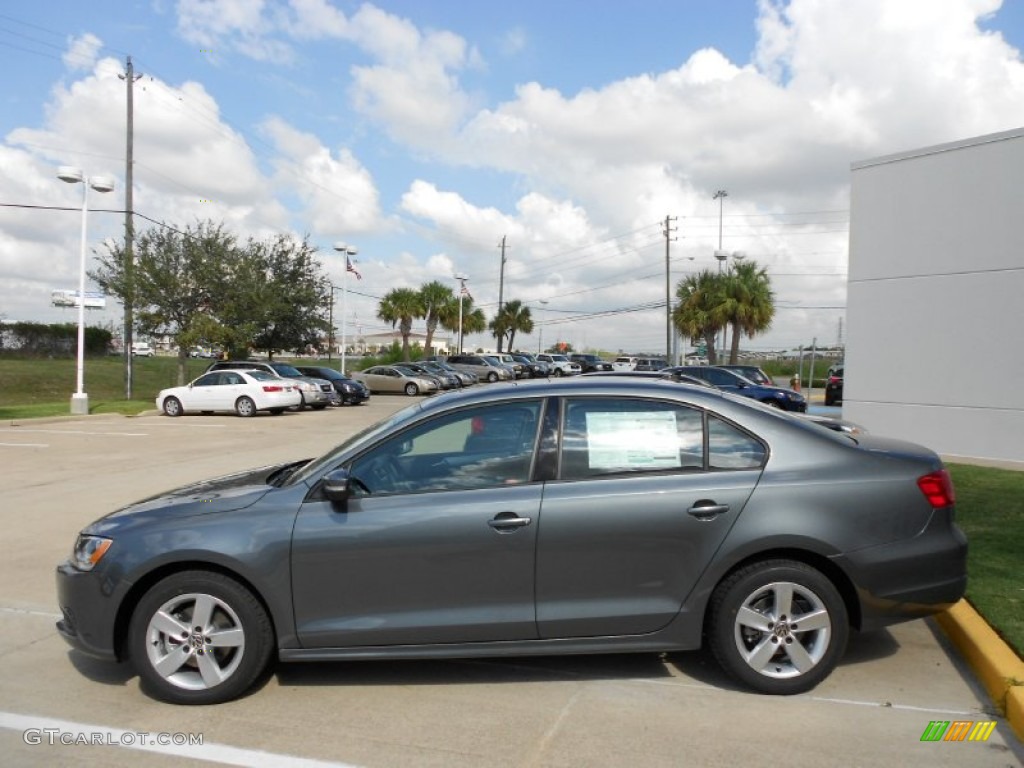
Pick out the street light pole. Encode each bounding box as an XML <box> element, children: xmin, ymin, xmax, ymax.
<box><xmin>333</xmin><ymin>243</ymin><xmax>358</xmax><ymax>374</ymax></box>
<box><xmin>58</xmin><ymin>167</ymin><xmax>114</xmax><ymax>415</ymax></box>
<box><xmin>455</xmin><ymin>274</ymin><xmax>469</xmax><ymax>353</ymax></box>
<box><xmin>537</xmin><ymin>299</ymin><xmax>548</xmax><ymax>353</ymax></box>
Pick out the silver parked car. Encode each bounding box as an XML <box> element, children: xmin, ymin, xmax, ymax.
<box><xmin>446</xmin><ymin>354</ymin><xmax>514</xmax><ymax>383</ymax></box>
<box><xmin>56</xmin><ymin>377</ymin><xmax>965</xmax><ymax>705</ymax></box>
<box><xmin>351</xmin><ymin>365</ymin><xmax>439</xmax><ymax>396</ymax></box>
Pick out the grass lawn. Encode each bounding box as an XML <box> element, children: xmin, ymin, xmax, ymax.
<box><xmin>947</xmin><ymin>463</ymin><xmax>1024</xmax><ymax>657</ymax></box>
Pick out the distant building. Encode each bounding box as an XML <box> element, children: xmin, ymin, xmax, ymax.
<box><xmin>845</xmin><ymin>127</ymin><xmax>1023</xmax><ymax>469</ymax></box>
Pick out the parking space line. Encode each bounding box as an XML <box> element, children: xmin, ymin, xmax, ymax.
<box><xmin>0</xmin><ymin>429</ymin><xmax>147</xmax><ymax>437</ymax></box>
<box><xmin>0</xmin><ymin>442</ymin><xmax>48</xmax><ymax>448</ymax></box>
<box><xmin>0</xmin><ymin>711</ymin><xmax>362</xmax><ymax>768</ymax></box>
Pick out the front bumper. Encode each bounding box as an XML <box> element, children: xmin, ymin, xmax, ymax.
<box><xmin>55</xmin><ymin>561</ymin><xmax>124</xmax><ymax>661</ymax></box>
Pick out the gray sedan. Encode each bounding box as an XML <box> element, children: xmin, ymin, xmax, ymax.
<box><xmin>55</xmin><ymin>377</ymin><xmax>966</xmax><ymax>705</ymax></box>
<box><xmin>350</xmin><ymin>365</ymin><xmax>439</xmax><ymax>396</ymax></box>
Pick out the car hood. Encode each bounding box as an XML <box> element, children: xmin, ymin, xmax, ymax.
<box><xmin>93</xmin><ymin>462</ymin><xmax>289</xmax><ymax>527</ymax></box>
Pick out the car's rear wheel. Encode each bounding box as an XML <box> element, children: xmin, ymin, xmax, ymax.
<box><xmin>162</xmin><ymin>397</ymin><xmax>183</xmax><ymax>417</ymax></box>
<box><xmin>708</xmin><ymin>560</ymin><xmax>848</xmax><ymax>695</ymax></box>
<box><xmin>128</xmin><ymin>570</ymin><xmax>274</xmax><ymax>705</ymax></box>
<box><xmin>235</xmin><ymin>396</ymin><xmax>257</xmax><ymax>417</ymax></box>
<box><xmin>404</xmin><ymin>382</ymin><xmax>419</xmax><ymax>396</ymax></box>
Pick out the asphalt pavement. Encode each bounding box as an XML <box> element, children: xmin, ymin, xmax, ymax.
<box><xmin>0</xmin><ymin>396</ymin><xmax>1021</xmax><ymax>767</ymax></box>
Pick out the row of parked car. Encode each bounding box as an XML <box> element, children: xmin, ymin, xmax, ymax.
<box><xmin>155</xmin><ymin>360</ymin><xmax>372</xmax><ymax>418</ymax></box>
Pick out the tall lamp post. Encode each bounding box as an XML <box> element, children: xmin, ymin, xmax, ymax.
<box><xmin>58</xmin><ymin>166</ymin><xmax>114</xmax><ymax>415</ymax></box>
<box><xmin>454</xmin><ymin>274</ymin><xmax>469</xmax><ymax>353</ymax></box>
<box><xmin>536</xmin><ymin>299</ymin><xmax>548</xmax><ymax>353</ymax></box>
<box><xmin>332</xmin><ymin>243</ymin><xmax>358</xmax><ymax>374</ymax></box>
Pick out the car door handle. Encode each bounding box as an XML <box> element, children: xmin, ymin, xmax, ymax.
<box><xmin>488</xmin><ymin>513</ymin><xmax>533</xmax><ymax>532</ymax></box>
<box><xmin>687</xmin><ymin>501</ymin><xmax>730</xmax><ymax>520</ymax></box>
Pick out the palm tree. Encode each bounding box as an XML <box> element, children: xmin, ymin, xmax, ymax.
<box><xmin>720</xmin><ymin>261</ymin><xmax>775</xmax><ymax>364</ymax></box>
<box><xmin>377</xmin><ymin>287</ymin><xmax>423</xmax><ymax>361</ymax></box>
<box><xmin>419</xmin><ymin>280</ymin><xmax>455</xmax><ymax>355</ymax></box>
<box><xmin>673</xmin><ymin>270</ymin><xmax>727</xmax><ymax>365</ymax></box>
<box><xmin>490</xmin><ymin>299</ymin><xmax>533</xmax><ymax>352</ymax></box>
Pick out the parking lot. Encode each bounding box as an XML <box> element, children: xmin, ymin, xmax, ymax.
<box><xmin>1</xmin><ymin>398</ymin><xmax>1021</xmax><ymax>767</ymax></box>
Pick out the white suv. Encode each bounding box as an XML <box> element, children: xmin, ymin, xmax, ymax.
<box><xmin>537</xmin><ymin>353</ymin><xmax>582</xmax><ymax>376</ymax></box>
<box><xmin>131</xmin><ymin>342</ymin><xmax>155</xmax><ymax>357</ymax></box>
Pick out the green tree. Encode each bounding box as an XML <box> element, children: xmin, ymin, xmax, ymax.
<box><xmin>489</xmin><ymin>299</ymin><xmax>533</xmax><ymax>352</ymax></box>
<box><xmin>229</xmin><ymin>235</ymin><xmax>328</xmax><ymax>359</ymax></box>
<box><xmin>377</xmin><ymin>287</ymin><xmax>423</xmax><ymax>361</ymax></box>
<box><xmin>418</xmin><ymin>280</ymin><xmax>455</xmax><ymax>355</ymax></box>
<box><xmin>439</xmin><ymin>295</ymin><xmax>486</xmax><ymax>354</ymax></box>
<box><xmin>92</xmin><ymin>220</ymin><xmax>238</xmax><ymax>385</ymax></box>
<box><xmin>673</xmin><ymin>270</ymin><xmax>727</xmax><ymax>366</ymax></box>
<box><xmin>720</xmin><ymin>261</ymin><xmax>775</xmax><ymax>364</ymax></box>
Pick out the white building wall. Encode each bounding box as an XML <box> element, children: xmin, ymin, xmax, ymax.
<box><xmin>846</xmin><ymin>128</ymin><xmax>1024</xmax><ymax>469</ymax></box>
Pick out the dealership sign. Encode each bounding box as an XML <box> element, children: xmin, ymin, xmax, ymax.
<box><xmin>51</xmin><ymin>290</ymin><xmax>106</xmax><ymax>309</ymax></box>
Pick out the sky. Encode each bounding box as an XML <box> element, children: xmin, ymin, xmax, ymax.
<box><xmin>1</xmin><ymin>0</ymin><xmax>1022</xmax><ymax>356</ymax></box>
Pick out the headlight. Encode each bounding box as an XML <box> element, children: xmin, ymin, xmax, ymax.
<box><xmin>71</xmin><ymin>535</ymin><xmax>112</xmax><ymax>571</ymax></box>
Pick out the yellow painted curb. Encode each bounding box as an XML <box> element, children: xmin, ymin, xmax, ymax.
<box><xmin>935</xmin><ymin>599</ymin><xmax>1024</xmax><ymax>742</ymax></box>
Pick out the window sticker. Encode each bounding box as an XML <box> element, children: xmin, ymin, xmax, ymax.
<box><xmin>584</xmin><ymin>411</ymin><xmax>681</xmax><ymax>470</ymax></box>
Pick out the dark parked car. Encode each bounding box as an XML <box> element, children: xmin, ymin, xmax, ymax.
<box><xmin>56</xmin><ymin>378</ymin><xmax>965</xmax><ymax>705</ymax></box>
<box><xmin>294</xmin><ymin>366</ymin><xmax>370</xmax><ymax>405</ymax></box>
<box><xmin>570</xmin><ymin>354</ymin><xmax>614</xmax><ymax>372</ymax></box>
<box><xmin>718</xmin><ymin>365</ymin><xmax>773</xmax><ymax>386</ymax></box>
<box><xmin>509</xmin><ymin>353</ymin><xmax>551</xmax><ymax>378</ymax></box>
<box><xmin>671</xmin><ymin>366</ymin><xmax>807</xmax><ymax>412</ymax></box>
<box><xmin>825</xmin><ymin>367</ymin><xmax>844</xmax><ymax>406</ymax></box>
<box><xmin>634</xmin><ymin>358</ymin><xmax>668</xmax><ymax>372</ymax></box>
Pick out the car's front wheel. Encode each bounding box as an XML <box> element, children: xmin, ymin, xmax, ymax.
<box><xmin>708</xmin><ymin>560</ymin><xmax>848</xmax><ymax>695</ymax></box>
<box><xmin>128</xmin><ymin>570</ymin><xmax>274</xmax><ymax>705</ymax></box>
<box><xmin>162</xmin><ymin>396</ymin><xmax>183</xmax><ymax>417</ymax></box>
<box><xmin>404</xmin><ymin>382</ymin><xmax>419</xmax><ymax>396</ymax></box>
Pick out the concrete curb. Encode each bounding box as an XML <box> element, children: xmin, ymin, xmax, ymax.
<box><xmin>935</xmin><ymin>599</ymin><xmax>1024</xmax><ymax>742</ymax></box>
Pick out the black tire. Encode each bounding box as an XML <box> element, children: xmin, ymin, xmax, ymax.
<box><xmin>487</xmin><ymin>372</ymin><xmax>498</xmax><ymax>383</ymax></box>
<box><xmin>163</xmin><ymin>397</ymin><xmax>183</xmax><ymax>417</ymax></box>
<box><xmin>235</xmin><ymin>396</ymin><xmax>257</xmax><ymax>417</ymax></box>
<box><xmin>824</xmin><ymin>393</ymin><xmax>835</xmax><ymax>406</ymax></box>
<box><xmin>708</xmin><ymin>559</ymin><xmax>848</xmax><ymax>695</ymax></box>
<box><xmin>128</xmin><ymin>570</ymin><xmax>274</xmax><ymax>705</ymax></box>
<box><xmin>554</xmin><ymin>368</ymin><xmax>564</xmax><ymax>377</ymax></box>
<box><xmin>404</xmin><ymin>382</ymin><xmax>419</xmax><ymax>396</ymax></box>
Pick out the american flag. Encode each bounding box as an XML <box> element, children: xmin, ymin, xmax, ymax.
<box><xmin>347</xmin><ymin>257</ymin><xmax>362</xmax><ymax>280</ymax></box>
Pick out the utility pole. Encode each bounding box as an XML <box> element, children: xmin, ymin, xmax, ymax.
<box><xmin>120</xmin><ymin>56</ymin><xmax>142</xmax><ymax>399</ymax></box>
<box><xmin>663</xmin><ymin>215</ymin><xmax>677</xmax><ymax>363</ymax></box>
<box><xmin>496</xmin><ymin>235</ymin><xmax>508</xmax><ymax>351</ymax></box>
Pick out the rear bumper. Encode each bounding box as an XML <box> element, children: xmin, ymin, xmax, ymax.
<box><xmin>834</xmin><ymin>508</ymin><xmax>968</xmax><ymax>630</ymax></box>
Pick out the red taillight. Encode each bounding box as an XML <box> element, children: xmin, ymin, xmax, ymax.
<box><xmin>917</xmin><ymin>469</ymin><xmax>956</xmax><ymax>508</ymax></box>
<box><xmin>262</xmin><ymin>385</ymin><xmax>284</xmax><ymax>392</ymax></box>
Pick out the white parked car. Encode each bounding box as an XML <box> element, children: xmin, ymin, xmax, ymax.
<box><xmin>156</xmin><ymin>370</ymin><xmax>302</xmax><ymax>417</ymax></box>
<box><xmin>611</xmin><ymin>356</ymin><xmax>639</xmax><ymax>371</ymax></box>
<box><xmin>536</xmin><ymin>353</ymin><xmax>582</xmax><ymax>376</ymax></box>
<box><xmin>131</xmin><ymin>342</ymin><xmax>155</xmax><ymax>357</ymax></box>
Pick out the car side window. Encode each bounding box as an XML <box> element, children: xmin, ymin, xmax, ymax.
<box><xmin>560</xmin><ymin>398</ymin><xmax>704</xmax><ymax>480</ymax></box>
<box><xmin>348</xmin><ymin>401</ymin><xmax>544</xmax><ymax>496</ymax></box>
<box><xmin>194</xmin><ymin>373</ymin><xmax>221</xmax><ymax>386</ymax></box>
<box><xmin>708</xmin><ymin>416</ymin><xmax>767</xmax><ymax>470</ymax></box>
<box><xmin>705</xmin><ymin>369</ymin><xmax>735</xmax><ymax>387</ymax></box>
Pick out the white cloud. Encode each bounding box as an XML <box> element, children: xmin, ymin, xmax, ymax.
<box><xmin>63</xmin><ymin>33</ymin><xmax>102</xmax><ymax>72</ymax></box>
<box><xmin>262</xmin><ymin>116</ymin><xmax>384</xmax><ymax>236</ymax></box>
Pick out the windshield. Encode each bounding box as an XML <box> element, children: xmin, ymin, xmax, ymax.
<box><xmin>550</xmin><ymin>355</ymin><xmax>569</xmax><ymax>362</ymax></box>
<box><xmin>286</xmin><ymin>403</ymin><xmax>423</xmax><ymax>486</ymax></box>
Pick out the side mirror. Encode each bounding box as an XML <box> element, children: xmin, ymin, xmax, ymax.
<box><xmin>322</xmin><ymin>468</ymin><xmax>353</xmax><ymax>503</ymax></box>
